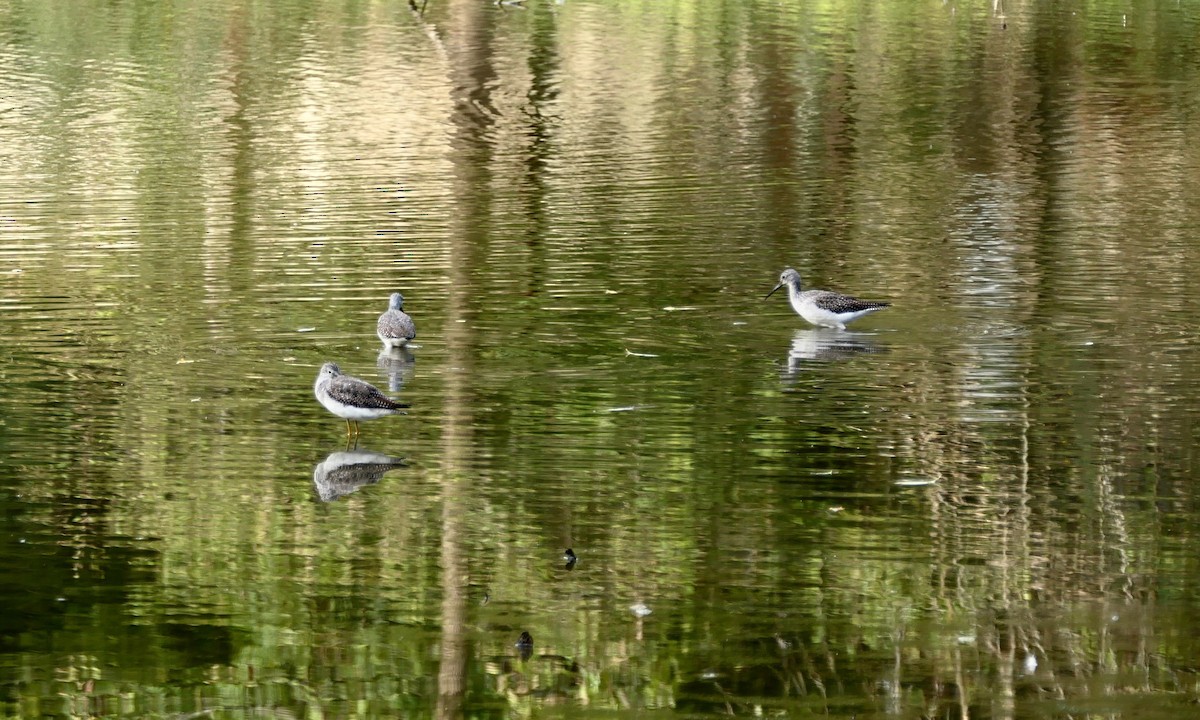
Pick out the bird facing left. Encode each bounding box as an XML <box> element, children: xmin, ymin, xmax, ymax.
<box><xmin>313</xmin><ymin>362</ymin><xmax>409</xmax><ymax>438</ymax></box>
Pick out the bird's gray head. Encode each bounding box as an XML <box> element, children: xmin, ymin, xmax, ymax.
<box><xmin>319</xmin><ymin>362</ymin><xmax>342</xmax><ymax>378</ymax></box>
<box><xmin>766</xmin><ymin>268</ymin><xmax>802</xmax><ymax>299</ymax></box>
<box><xmin>388</xmin><ymin>292</ymin><xmax>404</xmax><ymax>311</ymax></box>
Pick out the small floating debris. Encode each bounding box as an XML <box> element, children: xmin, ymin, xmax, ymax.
<box><xmin>662</xmin><ymin>306</ymin><xmax>696</xmax><ymax>312</ymax></box>
<box><xmin>564</xmin><ymin>548</ymin><xmax>577</xmax><ymax>570</ymax></box>
<box><xmin>894</xmin><ymin>477</ymin><xmax>937</xmax><ymax>487</ymax></box>
<box><xmin>624</xmin><ymin>349</ymin><xmax>658</xmax><ymax>358</ymax></box>
<box><xmin>604</xmin><ymin>405</ymin><xmax>649</xmax><ymax>413</ymax></box>
<box><xmin>297</xmin><ymin>327</ymin><xmax>316</xmax><ymax>333</ymax></box>
<box><xmin>1022</xmin><ymin>653</ymin><xmax>1038</xmax><ymax>675</ymax></box>
<box><xmin>630</xmin><ymin>602</ymin><xmax>652</xmax><ymax>617</ymax></box>
<box><xmin>176</xmin><ymin>357</ymin><xmax>195</xmax><ymax>364</ymax></box>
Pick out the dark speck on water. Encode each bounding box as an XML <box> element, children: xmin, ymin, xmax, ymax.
<box><xmin>516</xmin><ymin>631</ymin><xmax>534</xmax><ymax>660</ymax></box>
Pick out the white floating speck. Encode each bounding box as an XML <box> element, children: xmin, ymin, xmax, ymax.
<box><xmin>662</xmin><ymin>306</ymin><xmax>696</xmax><ymax>312</ymax></box>
<box><xmin>1023</xmin><ymin>653</ymin><xmax>1038</xmax><ymax>674</ymax></box>
<box><xmin>190</xmin><ymin>398</ymin><xmax>201</xmax><ymax>403</ymax></box>
<box><xmin>956</xmin><ymin>634</ymin><xmax>976</xmax><ymax>644</ymax></box>
<box><xmin>894</xmin><ymin>477</ymin><xmax>937</xmax><ymax>487</ymax></box>
<box><xmin>624</xmin><ymin>349</ymin><xmax>658</xmax><ymax>358</ymax></box>
<box><xmin>630</xmin><ymin>602</ymin><xmax>652</xmax><ymax>617</ymax></box>
<box><xmin>297</xmin><ymin>327</ymin><xmax>316</xmax><ymax>333</ymax></box>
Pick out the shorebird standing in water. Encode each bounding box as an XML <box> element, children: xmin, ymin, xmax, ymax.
<box><xmin>377</xmin><ymin>292</ymin><xmax>417</xmax><ymax>348</ymax></box>
<box><xmin>314</xmin><ymin>362</ymin><xmax>408</xmax><ymax>439</ymax></box>
<box><xmin>766</xmin><ymin>268</ymin><xmax>890</xmax><ymax>330</ymax></box>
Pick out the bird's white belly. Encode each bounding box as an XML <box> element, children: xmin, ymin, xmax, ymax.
<box><xmin>333</xmin><ymin>403</ymin><xmax>395</xmax><ymax>420</ymax></box>
<box><xmin>793</xmin><ymin>297</ymin><xmax>844</xmax><ymax>328</ymax></box>
<box><xmin>378</xmin><ymin>332</ymin><xmax>411</xmax><ymax>348</ymax></box>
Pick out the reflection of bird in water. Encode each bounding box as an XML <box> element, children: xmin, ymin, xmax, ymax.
<box><xmin>314</xmin><ymin>362</ymin><xmax>409</xmax><ymax>440</ymax></box>
<box><xmin>786</xmin><ymin>329</ymin><xmax>884</xmax><ymax>369</ymax></box>
<box><xmin>377</xmin><ymin>347</ymin><xmax>416</xmax><ymax>394</ymax></box>
<box><xmin>767</xmin><ymin>268</ymin><xmax>889</xmax><ymax>329</ymax></box>
<box><xmin>377</xmin><ymin>292</ymin><xmax>417</xmax><ymax>348</ymax></box>
<box><xmin>312</xmin><ymin>449</ymin><xmax>407</xmax><ymax>502</ymax></box>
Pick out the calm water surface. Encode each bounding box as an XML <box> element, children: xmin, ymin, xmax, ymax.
<box><xmin>3</xmin><ymin>0</ymin><xmax>1200</xmax><ymax>718</ymax></box>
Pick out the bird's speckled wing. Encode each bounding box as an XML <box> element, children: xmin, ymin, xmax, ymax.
<box><xmin>326</xmin><ymin>375</ymin><xmax>409</xmax><ymax>410</ymax></box>
<box><xmin>810</xmin><ymin>291</ymin><xmax>890</xmax><ymax>314</ymax></box>
<box><xmin>377</xmin><ymin>311</ymin><xmax>416</xmax><ymax>341</ymax></box>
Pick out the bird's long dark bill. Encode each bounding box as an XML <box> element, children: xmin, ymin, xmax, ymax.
<box><xmin>765</xmin><ymin>283</ymin><xmax>784</xmax><ymax>300</ymax></box>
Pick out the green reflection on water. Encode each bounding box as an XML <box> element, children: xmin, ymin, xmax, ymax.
<box><xmin>3</xmin><ymin>0</ymin><xmax>1200</xmax><ymax>718</ymax></box>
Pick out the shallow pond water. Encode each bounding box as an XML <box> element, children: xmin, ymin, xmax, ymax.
<box><xmin>3</xmin><ymin>0</ymin><xmax>1200</xmax><ymax>718</ymax></box>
